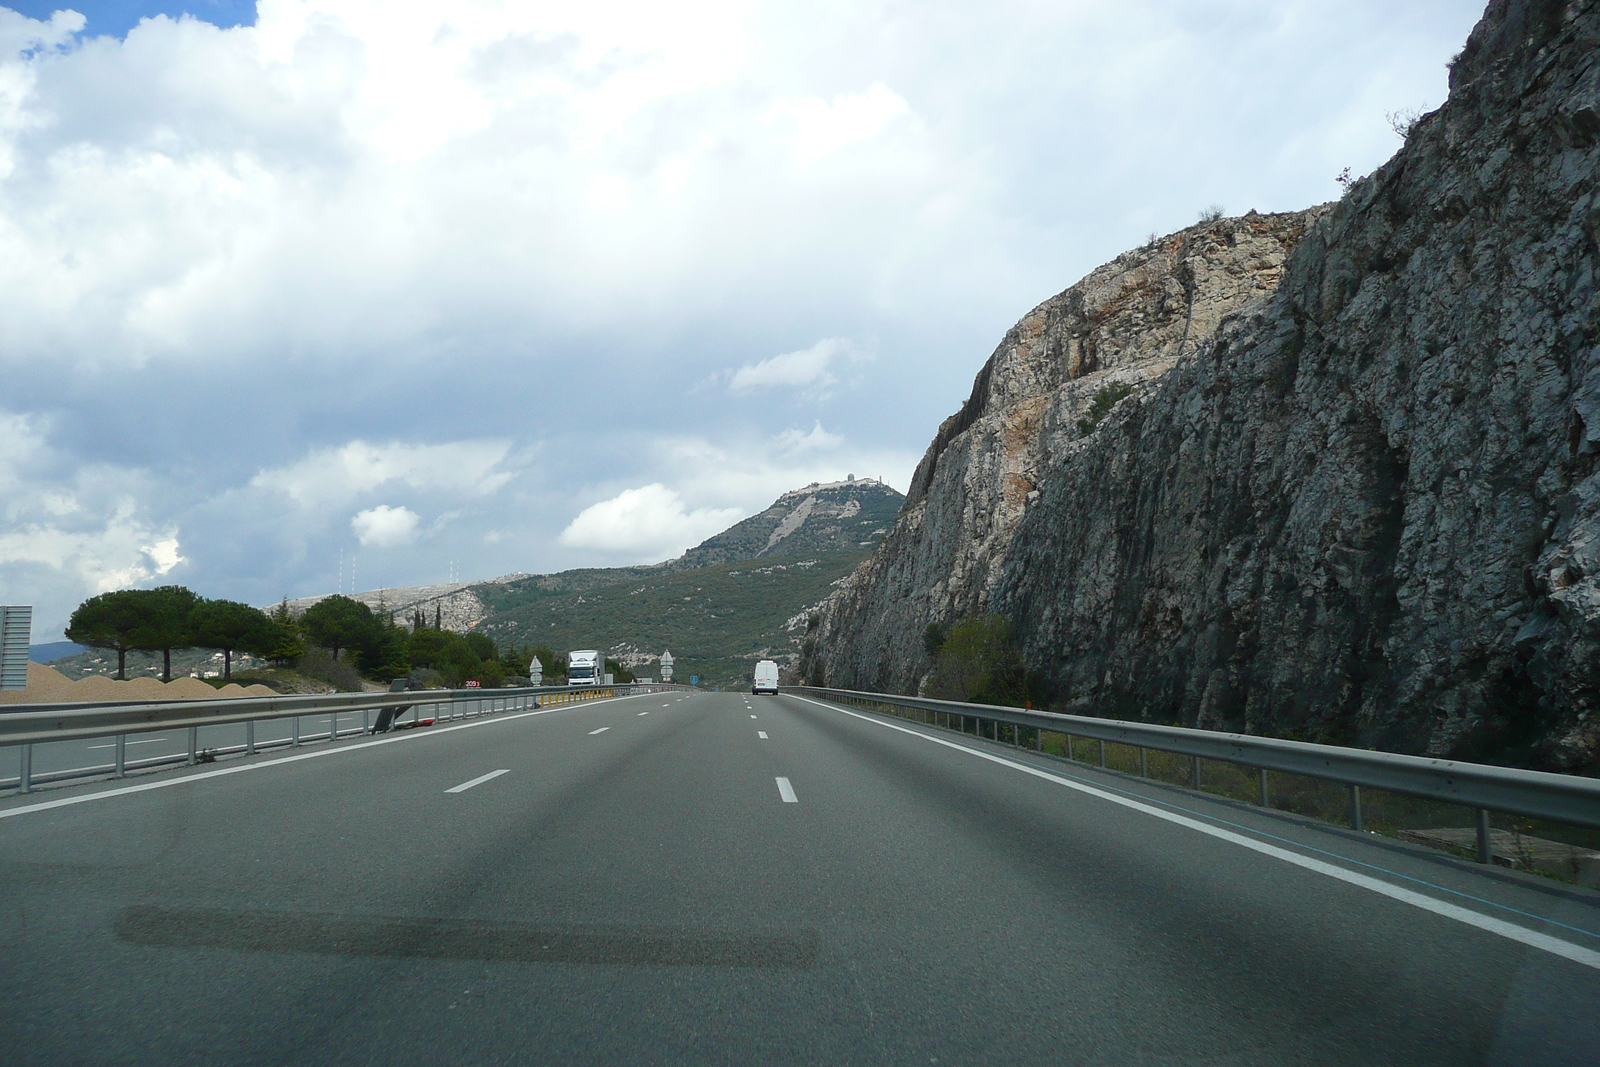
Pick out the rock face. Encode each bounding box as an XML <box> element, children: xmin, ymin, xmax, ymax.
<box><xmin>813</xmin><ymin>0</ymin><xmax>1600</xmax><ymax>772</ymax></box>
<box><xmin>808</xmin><ymin>209</ymin><xmax>1323</xmax><ymax>689</ymax></box>
<box><xmin>280</xmin><ymin>582</ymin><xmax>495</xmax><ymax>632</ymax></box>
<box><xmin>673</xmin><ymin>478</ymin><xmax>904</xmax><ymax>569</ymax></box>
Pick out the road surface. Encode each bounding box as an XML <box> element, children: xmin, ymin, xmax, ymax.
<box><xmin>2</xmin><ymin>689</ymin><xmax>1597</xmax><ymax>1065</ymax></box>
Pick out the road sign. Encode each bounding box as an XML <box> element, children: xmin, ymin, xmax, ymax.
<box><xmin>464</xmin><ymin>679</ymin><xmax>481</xmax><ymax>688</ymax></box>
<box><xmin>0</xmin><ymin>606</ymin><xmax>29</xmax><ymax>691</ymax></box>
<box><xmin>690</xmin><ymin>675</ymin><xmax>698</xmax><ymax>686</ymax></box>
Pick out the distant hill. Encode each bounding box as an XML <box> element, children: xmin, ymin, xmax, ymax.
<box><xmin>672</xmin><ymin>478</ymin><xmax>902</xmax><ymax>569</ymax></box>
<box><xmin>30</xmin><ymin>641</ymin><xmax>86</xmax><ymax>663</ymax></box>
<box><xmin>475</xmin><ymin>550</ymin><xmax>868</xmax><ymax>687</ymax></box>
<box><xmin>472</xmin><ymin>479</ymin><xmax>905</xmax><ymax>685</ymax></box>
<box><xmin>261</xmin><ymin>479</ymin><xmax>905</xmax><ymax>687</ymax></box>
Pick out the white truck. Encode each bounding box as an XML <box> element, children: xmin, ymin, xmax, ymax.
<box><xmin>567</xmin><ymin>649</ymin><xmax>604</xmax><ymax>687</ymax></box>
<box><xmin>752</xmin><ymin>659</ymin><xmax>779</xmax><ymax>695</ymax></box>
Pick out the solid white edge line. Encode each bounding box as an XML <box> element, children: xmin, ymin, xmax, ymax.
<box><xmin>445</xmin><ymin>768</ymin><xmax>509</xmax><ymax>794</ymax></box>
<box><xmin>789</xmin><ymin>695</ymin><xmax>1600</xmax><ymax>973</ymax></box>
<box><xmin>0</xmin><ymin>691</ymin><xmax>655</xmax><ymax>821</ymax></box>
<box><xmin>775</xmin><ymin>776</ymin><xmax>798</xmax><ymax>803</ymax></box>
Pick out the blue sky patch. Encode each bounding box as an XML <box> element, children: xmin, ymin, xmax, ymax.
<box><xmin>5</xmin><ymin>1</ymin><xmax>255</xmax><ymax>38</ymax></box>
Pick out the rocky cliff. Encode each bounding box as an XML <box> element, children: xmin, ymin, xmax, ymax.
<box><xmin>812</xmin><ymin>0</ymin><xmax>1600</xmax><ymax>772</ymax></box>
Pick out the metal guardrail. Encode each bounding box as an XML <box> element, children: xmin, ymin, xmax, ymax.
<box><xmin>0</xmin><ymin>683</ymin><xmax>685</xmax><ymax>794</ymax></box>
<box><xmin>784</xmin><ymin>686</ymin><xmax>1600</xmax><ymax>864</ymax></box>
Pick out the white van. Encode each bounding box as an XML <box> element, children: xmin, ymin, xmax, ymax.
<box><xmin>752</xmin><ymin>660</ymin><xmax>779</xmax><ymax>695</ymax></box>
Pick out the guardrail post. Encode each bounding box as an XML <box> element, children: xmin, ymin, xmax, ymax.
<box><xmin>1476</xmin><ymin>808</ymin><xmax>1491</xmax><ymax>864</ymax></box>
<box><xmin>1348</xmin><ymin>785</ymin><xmax>1363</xmax><ymax>831</ymax></box>
<box><xmin>1258</xmin><ymin>768</ymin><xmax>1269</xmax><ymax>807</ymax></box>
<box><xmin>114</xmin><ymin>734</ymin><xmax>126</xmax><ymax>778</ymax></box>
<box><xmin>246</xmin><ymin>720</ymin><xmax>256</xmax><ymax>755</ymax></box>
<box><xmin>1139</xmin><ymin>747</ymin><xmax>1147</xmax><ymax>778</ymax></box>
<box><xmin>187</xmin><ymin>727</ymin><xmax>198</xmax><ymax>765</ymax></box>
<box><xmin>19</xmin><ymin>743</ymin><xmax>32</xmax><ymax>794</ymax></box>
<box><xmin>1067</xmin><ymin>735</ymin><xmax>1075</xmax><ymax>761</ymax></box>
<box><xmin>1191</xmin><ymin>756</ymin><xmax>1201</xmax><ymax>791</ymax></box>
<box><xmin>291</xmin><ymin>716</ymin><xmax>300</xmax><ymax>747</ymax></box>
<box><xmin>1098</xmin><ymin>739</ymin><xmax>1106</xmax><ymax>768</ymax></box>
<box><xmin>363</xmin><ymin>708</ymin><xmax>370</xmax><ymax>732</ymax></box>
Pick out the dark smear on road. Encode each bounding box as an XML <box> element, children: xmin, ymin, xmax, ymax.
<box><xmin>115</xmin><ymin>904</ymin><xmax>819</xmax><ymax>968</ymax></box>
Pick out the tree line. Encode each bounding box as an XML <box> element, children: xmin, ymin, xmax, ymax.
<box><xmin>66</xmin><ymin>586</ymin><xmax>284</xmax><ymax>682</ymax></box>
<box><xmin>64</xmin><ymin>587</ymin><xmax>629</xmax><ymax>691</ymax></box>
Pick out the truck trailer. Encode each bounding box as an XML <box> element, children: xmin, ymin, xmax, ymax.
<box><xmin>567</xmin><ymin>649</ymin><xmax>604</xmax><ymax>687</ymax></box>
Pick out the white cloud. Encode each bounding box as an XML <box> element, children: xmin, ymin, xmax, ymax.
<box><xmin>351</xmin><ymin>504</ymin><xmax>420</xmax><ymax>547</ymax></box>
<box><xmin>0</xmin><ymin>409</ymin><xmax>187</xmax><ymax>634</ymax></box>
<box><xmin>774</xmin><ymin>420</ymin><xmax>843</xmax><ymax>452</ymax></box>
<box><xmin>727</xmin><ymin>337</ymin><xmax>863</xmax><ymax>394</ymax></box>
<box><xmin>0</xmin><ymin>503</ymin><xmax>184</xmax><ymax>593</ymax></box>
<box><xmin>252</xmin><ymin>440</ymin><xmax>513</xmax><ymax>509</ymax></box>
<box><xmin>559</xmin><ymin>483</ymin><xmax>742</xmax><ymax>559</ymax></box>
<box><xmin>767</xmin><ymin>82</ymin><xmax>911</xmax><ymax>166</ymax></box>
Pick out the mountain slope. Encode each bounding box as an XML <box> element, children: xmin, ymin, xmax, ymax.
<box><xmin>477</xmin><ymin>551</ymin><xmax>865</xmax><ymax>686</ymax></box>
<box><xmin>472</xmin><ymin>480</ymin><xmax>904</xmax><ymax>684</ymax></box>
<box><xmin>672</xmin><ymin>478</ymin><xmax>902</xmax><ymax>569</ymax></box>
<box><xmin>811</xmin><ymin>0</ymin><xmax>1600</xmax><ymax>772</ymax></box>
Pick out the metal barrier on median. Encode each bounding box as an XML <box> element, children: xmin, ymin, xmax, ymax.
<box><xmin>783</xmin><ymin>685</ymin><xmax>1600</xmax><ymax>865</ymax></box>
<box><xmin>0</xmin><ymin>683</ymin><xmax>688</xmax><ymax>794</ymax></box>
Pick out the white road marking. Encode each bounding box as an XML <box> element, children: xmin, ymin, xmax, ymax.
<box><xmin>775</xmin><ymin>777</ymin><xmax>798</xmax><ymax>803</ymax></box>
<box><xmin>750</xmin><ymin>715</ymin><xmax>757</xmax><ymax>719</ymax></box>
<box><xmin>638</xmin><ymin>711</ymin><xmax>650</xmax><ymax>716</ymax></box>
<box><xmin>791</xmin><ymin>695</ymin><xmax>1600</xmax><ymax>974</ymax></box>
<box><xmin>588</xmin><ymin>727</ymin><xmax>610</xmax><ymax>735</ymax></box>
<box><xmin>0</xmin><ymin>690</ymin><xmax>657</xmax><ymax>822</ymax></box>
<box><xmin>758</xmin><ymin>731</ymin><xmax>768</xmax><ymax>739</ymax></box>
<box><xmin>446</xmin><ymin>769</ymin><xmax>509</xmax><ymax>794</ymax></box>
<box><xmin>87</xmin><ymin>738</ymin><xmax>169</xmax><ymax>749</ymax></box>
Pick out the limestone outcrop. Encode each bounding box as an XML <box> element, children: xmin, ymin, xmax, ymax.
<box><xmin>811</xmin><ymin>0</ymin><xmax>1600</xmax><ymax>772</ymax></box>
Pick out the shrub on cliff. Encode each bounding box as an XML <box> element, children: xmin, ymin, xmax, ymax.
<box><xmin>1076</xmin><ymin>382</ymin><xmax>1135</xmax><ymax>437</ymax></box>
<box><xmin>928</xmin><ymin>615</ymin><xmax>1027</xmax><ymax>706</ymax></box>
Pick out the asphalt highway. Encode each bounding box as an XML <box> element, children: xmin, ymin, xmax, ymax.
<box><xmin>5</xmin><ymin>693</ymin><xmax>516</xmax><ymax>783</ymax></box>
<box><xmin>1</xmin><ymin>689</ymin><xmax>1597</xmax><ymax>1065</ymax></box>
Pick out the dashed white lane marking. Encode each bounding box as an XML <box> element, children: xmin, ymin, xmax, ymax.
<box><xmin>775</xmin><ymin>777</ymin><xmax>798</xmax><ymax>803</ymax></box>
<box><xmin>758</xmin><ymin>731</ymin><xmax>768</xmax><ymax>739</ymax></box>
<box><xmin>638</xmin><ymin>712</ymin><xmax>650</xmax><ymax>716</ymax></box>
<box><xmin>789</xmin><ymin>694</ymin><xmax>1600</xmax><ymax>974</ymax></box>
<box><xmin>750</xmin><ymin>715</ymin><xmax>757</xmax><ymax>719</ymax></box>
<box><xmin>446</xmin><ymin>769</ymin><xmax>509</xmax><ymax>794</ymax></box>
<box><xmin>0</xmin><ymin>690</ymin><xmax>659</xmax><ymax>821</ymax></box>
<box><xmin>588</xmin><ymin>727</ymin><xmax>611</xmax><ymax>735</ymax></box>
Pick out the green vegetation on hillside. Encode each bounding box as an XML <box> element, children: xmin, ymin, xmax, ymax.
<box><xmin>477</xmin><ymin>550</ymin><xmax>870</xmax><ymax>687</ymax></box>
<box><xmin>673</xmin><ymin>481</ymin><xmax>902</xmax><ymax>570</ymax></box>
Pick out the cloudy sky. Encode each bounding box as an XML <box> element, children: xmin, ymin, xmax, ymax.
<box><xmin>1</xmin><ymin>0</ymin><xmax>1483</xmax><ymax>639</ymax></box>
